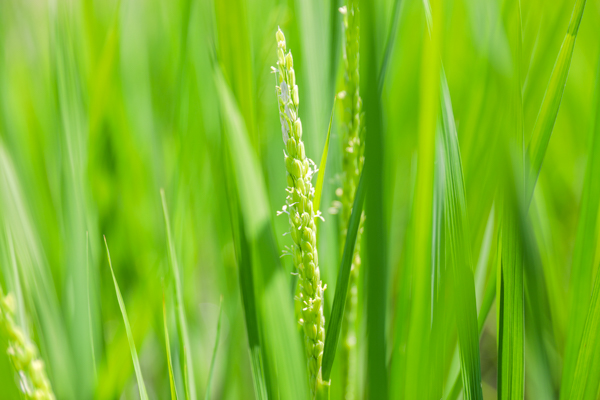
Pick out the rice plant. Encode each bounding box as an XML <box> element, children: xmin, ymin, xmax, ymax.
<box><xmin>0</xmin><ymin>290</ymin><xmax>55</xmax><ymax>400</ymax></box>
<box><xmin>0</xmin><ymin>0</ymin><xmax>599</xmax><ymax>398</ymax></box>
<box><xmin>274</xmin><ymin>28</ymin><xmax>328</xmax><ymax>398</ymax></box>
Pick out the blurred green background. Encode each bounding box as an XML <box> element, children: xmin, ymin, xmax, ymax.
<box><xmin>0</xmin><ymin>0</ymin><xmax>599</xmax><ymax>398</ymax></box>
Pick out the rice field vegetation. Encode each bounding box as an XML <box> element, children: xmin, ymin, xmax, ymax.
<box><xmin>0</xmin><ymin>0</ymin><xmax>599</xmax><ymax>398</ymax></box>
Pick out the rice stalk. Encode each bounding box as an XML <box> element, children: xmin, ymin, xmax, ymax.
<box><xmin>0</xmin><ymin>289</ymin><xmax>55</xmax><ymax>400</ymax></box>
<box><xmin>338</xmin><ymin>4</ymin><xmax>364</xmax><ymax>400</ymax></box>
<box><xmin>274</xmin><ymin>28</ymin><xmax>327</xmax><ymax>397</ymax></box>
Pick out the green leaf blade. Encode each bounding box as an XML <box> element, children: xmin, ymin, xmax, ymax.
<box><xmin>439</xmin><ymin>71</ymin><xmax>484</xmax><ymax>400</ymax></box>
<box><xmin>526</xmin><ymin>0</ymin><xmax>588</xmax><ymax>198</ymax></box>
<box><xmin>161</xmin><ymin>189</ymin><xmax>196</xmax><ymax>400</ymax></box>
<box><xmin>321</xmin><ymin>166</ymin><xmax>366</xmax><ymax>381</ymax></box>
<box><xmin>104</xmin><ymin>237</ymin><xmax>149</xmax><ymax>400</ymax></box>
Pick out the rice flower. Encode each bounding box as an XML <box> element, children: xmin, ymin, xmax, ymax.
<box><xmin>339</xmin><ymin>5</ymin><xmax>364</xmax><ymax>400</ymax></box>
<box><xmin>0</xmin><ymin>291</ymin><xmax>55</xmax><ymax>400</ymax></box>
<box><xmin>274</xmin><ymin>27</ymin><xmax>326</xmax><ymax>397</ymax></box>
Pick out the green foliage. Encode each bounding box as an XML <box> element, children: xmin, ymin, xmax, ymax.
<box><xmin>0</xmin><ymin>0</ymin><xmax>598</xmax><ymax>398</ymax></box>
<box><xmin>439</xmin><ymin>71</ymin><xmax>483</xmax><ymax>400</ymax></box>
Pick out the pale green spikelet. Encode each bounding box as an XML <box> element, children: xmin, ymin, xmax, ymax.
<box><xmin>339</xmin><ymin>5</ymin><xmax>364</xmax><ymax>400</ymax></box>
<box><xmin>0</xmin><ymin>291</ymin><xmax>55</xmax><ymax>400</ymax></box>
<box><xmin>274</xmin><ymin>27</ymin><xmax>326</xmax><ymax>397</ymax></box>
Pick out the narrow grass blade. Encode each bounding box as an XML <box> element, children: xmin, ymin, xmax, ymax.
<box><xmin>104</xmin><ymin>236</ymin><xmax>149</xmax><ymax>400</ymax></box>
<box><xmin>161</xmin><ymin>189</ymin><xmax>196</xmax><ymax>400</ymax></box>
<box><xmin>314</xmin><ymin>96</ymin><xmax>336</xmax><ymax>218</ymax></box>
<box><xmin>360</xmin><ymin>0</ymin><xmax>390</xmax><ymax>396</ymax></box>
<box><xmin>526</xmin><ymin>0</ymin><xmax>587</xmax><ymax>197</ymax></box>
<box><xmin>560</xmin><ymin>50</ymin><xmax>600</xmax><ymax>400</ymax></box>
<box><xmin>205</xmin><ymin>296</ymin><xmax>223</xmax><ymax>400</ymax></box>
<box><xmin>162</xmin><ymin>290</ymin><xmax>179</xmax><ymax>400</ymax></box>
<box><xmin>439</xmin><ymin>71</ymin><xmax>483</xmax><ymax>400</ymax></box>
<box><xmin>401</xmin><ymin>0</ymin><xmax>441</xmax><ymax>396</ymax></box>
<box><xmin>322</xmin><ymin>165</ymin><xmax>366</xmax><ymax>381</ymax></box>
<box><xmin>497</xmin><ymin>0</ymin><xmax>525</xmax><ymax>397</ymax></box>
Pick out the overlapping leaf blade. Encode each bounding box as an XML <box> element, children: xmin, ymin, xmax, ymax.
<box><xmin>439</xmin><ymin>71</ymin><xmax>484</xmax><ymax>400</ymax></box>
<box><xmin>161</xmin><ymin>190</ymin><xmax>196</xmax><ymax>400</ymax></box>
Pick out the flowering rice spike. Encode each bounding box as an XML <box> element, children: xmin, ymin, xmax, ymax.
<box><xmin>274</xmin><ymin>27</ymin><xmax>326</xmax><ymax>398</ymax></box>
